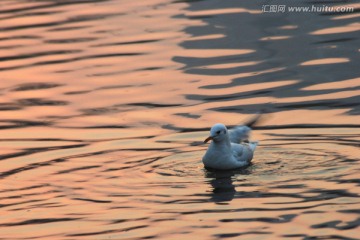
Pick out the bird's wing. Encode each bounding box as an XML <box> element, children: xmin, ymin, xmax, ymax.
<box><xmin>231</xmin><ymin>143</ymin><xmax>245</xmax><ymax>159</ymax></box>
<box><xmin>229</xmin><ymin>113</ymin><xmax>262</xmax><ymax>143</ymax></box>
<box><xmin>231</xmin><ymin>143</ymin><xmax>255</xmax><ymax>163</ymax></box>
<box><xmin>229</xmin><ymin>126</ymin><xmax>251</xmax><ymax>143</ymax></box>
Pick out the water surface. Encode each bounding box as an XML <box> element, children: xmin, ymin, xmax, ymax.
<box><xmin>0</xmin><ymin>0</ymin><xmax>359</xmax><ymax>239</ymax></box>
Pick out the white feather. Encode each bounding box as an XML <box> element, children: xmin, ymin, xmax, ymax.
<box><xmin>202</xmin><ymin>123</ymin><xmax>258</xmax><ymax>170</ymax></box>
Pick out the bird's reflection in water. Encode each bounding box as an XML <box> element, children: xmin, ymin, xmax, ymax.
<box><xmin>204</xmin><ymin>166</ymin><xmax>253</xmax><ymax>203</ymax></box>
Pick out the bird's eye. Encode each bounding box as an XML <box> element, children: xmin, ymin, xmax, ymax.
<box><xmin>216</xmin><ymin>130</ymin><xmax>221</xmax><ymax>134</ymax></box>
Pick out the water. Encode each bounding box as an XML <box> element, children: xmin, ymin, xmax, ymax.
<box><xmin>0</xmin><ymin>0</ymin><xmax>359</xmax><ymax>239</ymax></box>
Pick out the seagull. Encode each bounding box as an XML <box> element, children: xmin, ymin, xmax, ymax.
<box><xmin>202</xmin><ymin>115</ymin><xmax>260</xmax><ymax>170</ymax></box>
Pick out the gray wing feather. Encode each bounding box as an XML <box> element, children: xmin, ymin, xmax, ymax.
<box><xmin>229</xmin><ymin>126</ymin><xmax>251</xmax><ymax>143</ymax></box>
<box><xmin>229</xmin><ymin>113</ymin><xmax>262</xmax><ymax>143</ymax></box>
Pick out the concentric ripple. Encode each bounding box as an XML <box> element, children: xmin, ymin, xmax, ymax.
<box><xmin>0</xmin><ymin>0</ymin><xmax>359</xmax><ymax>239</ymax></box>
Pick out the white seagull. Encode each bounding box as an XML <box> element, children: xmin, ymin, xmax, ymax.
<box><xmin>202</xmin><ymin>115</ymin><xmax>260</xmax><ymax>170</ymax></box>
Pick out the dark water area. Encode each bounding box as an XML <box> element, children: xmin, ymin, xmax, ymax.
<box><xmin>0</xmin><ymin>0</ymin><xmax>359</xmax><ymax>239</ymax></box>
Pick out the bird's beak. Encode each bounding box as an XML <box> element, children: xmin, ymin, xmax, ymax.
<box><xmin>204</xmin><ymin>136</ymin><xmax>213</xmax><ymax>143</ymax></box>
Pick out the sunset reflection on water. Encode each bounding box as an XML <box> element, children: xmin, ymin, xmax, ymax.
<box><xmin>0</xmin><ymin>0</ymin><xmax>359</xmax><ymax>239</ymax></box>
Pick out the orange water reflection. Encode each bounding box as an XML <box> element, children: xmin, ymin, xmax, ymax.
<box><xmin>0</xmin><ymin>0</ymin><xmax>359</xmax><ymax>239</ymax></box>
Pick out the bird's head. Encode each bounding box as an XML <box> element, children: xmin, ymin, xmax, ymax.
<box><xmin>204</xmin><ymin>123</ymin><xmax>228</xmax><ymax>143</ymax></box>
